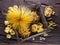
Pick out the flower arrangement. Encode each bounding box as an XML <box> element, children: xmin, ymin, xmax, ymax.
<box><xmin>4</xmin><ymin>5</ymin><xmax>57</xmax><ymax>40</ymax></box>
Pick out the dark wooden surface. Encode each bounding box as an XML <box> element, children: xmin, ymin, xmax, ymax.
<box><xmin>0</xmin><ymin>0</ymin><xmax>60</xmax><ymax>44</ymax></box>
<box><xmin>0</xmin><ymin>43</ymin><xmax>60</xmax><ymax>45</ymax></box>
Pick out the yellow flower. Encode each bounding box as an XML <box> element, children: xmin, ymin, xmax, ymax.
<box><xmin>36</xmin><ymin>23</ymin><xmax>44</xmax><ymax>33</ymax></box>
<box><xmin>40</xmin><ymin>37</ymin><xmax>46</xmax><ymax>40</ymax></box>
<box><xmin>48</xmin><ymin>21</ymin><xmax>57</xmax><ymax>27</ymax></box>
<box><xmin>4</xmin><ymin>27</ymin><xmax>10</xmax><ymax>33</ymax></box>
<box><xmin>37</xmin><ymin>27</ymin><xmax>44</xmax><ymax>33</ymax></box>
<box><xmin>31</xmin><ymin>11</ymin><xmax>39</xmax><ymax>21</ymax></box>
<box><xmin>43</xmin><ymin>32</ymin><xmax>48</xmax><ymax>36</ymax></box>
<box><xmin>10</xmin><ymin>29</ymin><xmax>15</xmax><ymax>35</ymax></box>
<box><xmin>31</xmin><ymin>24</ymin><xmax>38</xmax><ymax>32</ymax></box>
<box><xmin>6</xmin><ymin>5</ymin><xmax>33</xmax><ymax>29</ymax></box>
<box><xmin>48</xmin><ymin>21</ymin><xmax>57</xmax><ymax>29</ymax></box>
<box><xmin>6</xmin><ymin>34</ymin><xmax>11</xmax><ymax>39</ymax></box>
<box><xmin>38</xmin><ymin>23</ymin><xmax>43</xmax><ymax>27</ymax></box>
<box><xmin>31</xmin><ymin>23</ymin><xmax>44</xmax><ymax>33</ymax></box>
<box><xmin>44</xmin><ymin>6</ymin><xmax>54</xmax><ymax>17</ymax></box>
<box><xmin>19</xmin><ymin>27</ymin><xmax>31</xmax><ymax>38</ymax></box>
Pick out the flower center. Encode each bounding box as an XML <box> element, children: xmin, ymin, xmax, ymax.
<box><xmin>17</xmin><ymin>17</ymin><xmax>22</xmax><ymax>21</ymax></box>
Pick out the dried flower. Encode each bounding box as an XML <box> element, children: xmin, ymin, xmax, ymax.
<box><xmin>37</xmin><ymin>27</ymin><xmax>44</xmax><ymax>33</ymax></box>
<box><xmin>31</xmin><ymin>23</ymin><xmax>44</xmax><ymax>33</ymax></box>
<box><xmin>44</xmin><ymin>6</ymin><xmax>54</xmax><ymax>17</ymax></box>
<box><xmin>10</xmin><ymin>29</ymin><xmax>15</xmax><ymax>35</ymax></box>
<box><xmin>31</xmin><ymin>24</ymin><xmax>38</xmax><ymax>32</ymax></box>
<box><xmin>19</xmin><ymin>27</ymin><xmax>31</xmax><ymax>38</ymax></box>
<box><xmin>40</xmin><ymin>37</ymin><xmax>46</xmax><ymax>40</ymax></box>
<box><xmin>6</xmin><ymin>34</ymin><xmax>11</xmax><ymax>39</ymax></box>
<box><xmin>48</xmin><ymin>21</ymin><xmax>57</xmax><ymax>27</ymax></box>
<box><xmin>4</xmin><ymin>27</ymin><xmax>10</xmax><ymax>33</ymax></box>
<box><xmin>31</xmin><ymin>11</ymin><xmax>39</xmax><ymax>21</ymax></box>
<box><xmin>4</xmin><ymin>21</ymin><xmax>9</xmax><ymax>25</ymax></box>
<box><xmin>6</xmin><ymin>5</ymin><xmax>33</xmax><ymax>30</ymax></box>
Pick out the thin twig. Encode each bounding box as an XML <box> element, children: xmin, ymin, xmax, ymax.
<box><xmin>14</xmin><ymin>29</ymin><xmax>20</xmax><ymax>42</ymax></box>
<box><xmin>21</xmin><ymin>32</ymin><xmax>45</xmax><ymax>42</ymax></box>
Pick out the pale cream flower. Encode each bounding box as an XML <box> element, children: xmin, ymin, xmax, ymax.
<box><xmin>4</xmin><ymin>21</ymin><xmax>9</xmax><ymax>25</ymax></box>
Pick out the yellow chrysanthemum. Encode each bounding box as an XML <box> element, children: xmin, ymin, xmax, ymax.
<box><xmin>6</xmin><ymin>5</ymin><xmax>33</xmax><ymax>29</ymax></box>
